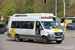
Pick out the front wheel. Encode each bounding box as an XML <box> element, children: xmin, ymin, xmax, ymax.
<box><xmin>2</xmin><ymin>31</ymin><xmax>4</xmax><ymax>34</ymax></box>
<box><xmin>69</xmin><ymin>27</ymin><xmax>73</xmax><ymax>30</ymax></box>
<box><xmin>56</xmin><ymin>41</ymin><xmax>62</xmax><ymax>44</ymax></box>
<box><xmin>42</xmin><ymin>37</ymin><xmax>48</xmax><ymax>44</ymax></box>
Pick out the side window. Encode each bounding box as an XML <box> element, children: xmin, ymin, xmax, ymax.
<box><xmin>0</xmin><ymin>25</ymin><xmax>5</xmax><ymax>28</ymax></box>
<box><xmin>72</xmin><ymin>23</ymin><xmax>75</xmax><ymax>25</ymax></box>
<box><xmin>21</xmin><ymin>21</ymin><xmax>26</xmax><ymax>28</ymax></box>
<box><xmin>36</xmin><ymin>21</ymin><xmax>41</xmax><ymax>28</ymax></box>
<box><xmin>36</xmin><ymin>21</ymin><xmax>40</xmax><ymax>28</ymax></box>
<box><xmin>17</xmin><ymin>21</ymin><xmax>20</xmax><ymax>28</ymax></box>
<box><xmin>11</xmin><ymin>21</ymin><xmax>34</xmax><ymax>29</ymax></box>
<box><xmin>11</xmin><ymin>21</ymin><xmax>17</xmax><ymax>28</ymax></box>
<box><xmin>17</xmin><ymin>21</ymin><xmax>24</xmax><ymax>28</ymax></box>
<box><xmin>25</xmin><ymin>21</ymin><xmax>34</xmax><ymax>29</ymax></box>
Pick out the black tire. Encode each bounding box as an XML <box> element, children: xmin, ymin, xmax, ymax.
<box><xmin>69</xmin><ymin>27</ymin><xmax>73</xmax><ymax>30</ymax></box>
<box><xmin>2</xmin><ymin>31</ymin><xmax>4</xmax><ymax>34</ymax></box>
<box><xmin>15</xmin><ymin>35</ymin><xmax>21</xmax><ymax>42</ymax></box>
<box><xmin>42</xmin><ymin>37</ymin><xmax>48</xmax><ymax>44</ymax></box>
<box><xmin>67</xmin><ymin>27</ymin><xmax>69</xmax><ymax>30</ymax></box>
<box><xmin>20</xmin><ymin>39</ymin><xmax>23</xmax><ymax>41</ymax></box>
<box><xmin>28</xmin><ymin>39</ymin><xmax>33</xmax><ymax>42</ymax></box>
<box><xmin>56</xmin><ymin>41</ymin><xmax>62</xmax><ymax>44</ymax></box>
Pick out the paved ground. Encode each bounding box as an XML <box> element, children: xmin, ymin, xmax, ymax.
<box><xmin>62</xmin><ymin>29</ymin><xmax>75</xmax><ymax>37</ymax></box>
<box><xmin>0</xmin><ymin>29</ymin><xmax>75</xmax><ymax>50</ymax></box>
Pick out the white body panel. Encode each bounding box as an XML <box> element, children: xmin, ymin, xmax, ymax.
<box><xmin>8</xmin><ymin>16</ymin><xmax>63</xmax><ymax>36</ymax></box>
<box><xmin>8</xmin><ymin>16</ymin><xmax>40</xmax><ymax>36</ymax></box>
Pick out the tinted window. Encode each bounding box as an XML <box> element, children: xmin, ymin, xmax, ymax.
<box><xmin>72</xmin><ymin>23</ymin><xmax>75</xmax><ymax>25</ymax></box>
<box><xmin>41</xmin><ymin>21</ymin><xmax>58</xmax><ymax>29</ymax></box>
<box><xmin>68</xmin><ymin>23</ymin><xmax>75</xmax><ymax>25</ymax></box>
<box><xmin>68</xmin><ymin>23</ymin><xmax>72</xmax><ymax>25</ymax></box>
<box><xmin>25</xmin><ymin>21</ymin><xmax>34</xmax><ymax>29</ymax></box>
<box><xmin>0</xmin><ymin>25</ymin><xmax>5</xmax><ymax>28</ymax></box>
<box><xmin>11</xmin><ymin>21</ymin><xmax>34</xmax><ymax>29</ymax></box>
<box><xmin>15</xmin><ymin>15</ymin><xmax>27</xmax><ymax>17</ymax></box>
<box><xmin>11</xmin><ymin>21</ymin><xmax>17</xmax><ymax>28</ymax></box>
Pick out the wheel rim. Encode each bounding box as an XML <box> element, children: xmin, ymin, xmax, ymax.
<box><xmin>69</xmin><ymin>27</ymin><xmax>72</xmax><ymax>30</ymax></box>
<box><xmin>16</xmin><ymin>35</ymin><xmax>19</xmax><ymax>41</ymax></box>
<box><xmin>42</xmin><ymin>37</ymin><xmax>47</xmax><ymax>44</ymax></box>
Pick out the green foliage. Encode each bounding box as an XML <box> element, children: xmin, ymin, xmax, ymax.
<box><xmin>24</xmin><ymin>8</ymin><xmax>33</xmax><ymax>13</ymax></box>
<box><xmin>57</xmin><ymin>11</ymin><xmax>69</xmax><ymax>18</ymax></box>
<box><xmin>0</xmin><ymin>0</ymin><xmax>75</xmax><ymax>21</ymax></box>
<box><xmin>57</xmin><ymin>0</ymin><xmax>63</xmax><ymax>12</ymax></box>
<box><xmin>26</xmin><ymin>0</ymin><xmax>34</xmax><ymax>6</ymax></box>
<box><xmin>66</xmin><ymin>3</ymin><xmax>75</xmax><ymax>10</ymax></box>
<box><xmin>33</xmin><ymin>10</ymin><xmax>39</xmax><ymax>13</ymax></box>
<box><xmin>24</xmin><ymin>0</ymin><xmax>34</xmax><ymax>13</ymax></box>
<box><xmin>59</xmin><ymin>27</ymin><xmax>65</xmax><ymax>29</ymax></box>
<box><xmin>70</xmin><ymin>3</ymin><xmax>75</xmax><ymax>9</ymax></box>
<box><xmin>3</xmin><ymin>6</ymin><xmax>15</xmax><ymax>21</ymax></box>
<box><xmin>24</xmin><ymin>8</ymin><xmax>39</xmax><ymax>13</ymax></box>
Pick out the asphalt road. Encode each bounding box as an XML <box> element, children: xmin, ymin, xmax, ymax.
<box><xmin>0</xmin><ymin>30</ymin><xmax>75</xmax><ymax>50</ymax></box>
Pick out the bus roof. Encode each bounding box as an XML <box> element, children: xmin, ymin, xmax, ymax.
<box><xmin>41</xmin><ymin>19</ymin><xmax>53</xmax><ymax>21</ymax></box>
<box><xmin>13</xmin><ymin>13</ymin><xmax>56</xmax><ymax>17</ymax></box>
<box><xmin>26</xmin><ymin>13</ymin><xmax>54</xmax><ymax>17</ymax></box>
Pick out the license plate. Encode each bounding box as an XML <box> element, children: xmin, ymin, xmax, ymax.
<box><xmin>57</xmin><ymin>39</ymin><xmax>62</xmax><ymax>40</ymax></box>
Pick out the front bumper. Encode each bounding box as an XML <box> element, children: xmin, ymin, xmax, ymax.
<box><xmin>47</xmin><ymin>34</ymin><xmax>64</xmax><ymax>41</ymax></box>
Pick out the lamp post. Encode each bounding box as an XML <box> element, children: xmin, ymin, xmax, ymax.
<box><xmin>55</xmin><ymin>0</ymin><xmax>57</xmax><ymax>18</ymax></box>
<box><xmin>63</xmin><ymin>0</ymin><xmax>66</xmax><ymax>32</ymax></box>
<box><xmin>63</xmin><ymin>0</ymin><xmax>65</xmax><ymax>18</ymax></box>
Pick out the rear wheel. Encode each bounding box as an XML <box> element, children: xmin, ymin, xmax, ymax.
<box><xmin>42</xmin><ymin>37</ymin><xmax>48</xmax><ymax>44</ymax></box>
<box><xmin>28</xmin><ymin>39</ymin><xmax>33</xmax><ymax>42</ymax></box>
<box><xmin>15</xmin><ymin>35</ymin><xmax>22</xmax><ymax>42</ymax></box>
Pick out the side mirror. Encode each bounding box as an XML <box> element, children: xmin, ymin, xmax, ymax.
<box><xmin>39</xmin><ymin>26</ymin><xmax>43</xmax><ymax>30</ymax></box>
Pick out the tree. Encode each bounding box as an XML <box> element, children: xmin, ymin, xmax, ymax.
<box><xmin>3</xmin><ymin>5</ymin><xmax>15</xmax><ymax>21</ymax></box>
<box><xmin>0</xmin><ymin>0</ymin><xmax>74</xmax><ymax>19</ymax></box>
<box><xmin>24</xmin><ymin>8</ymin><xmax>33</xmax><ymax>13</ymax></box>
<box><xmin>24</xmin><ymin>0</ymin><xmax>34</xmax><ymax>13</ymax></box>
<box><xmin>57</xmin><ymin>11</ymin><xmax>69</xmax><ymax>18</ymax></box>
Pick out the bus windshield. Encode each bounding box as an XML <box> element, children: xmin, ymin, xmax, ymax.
<box><xmin>41</xmin><ymin>21</ymin><xmax>58</xmax><ymax>29</ymax></box>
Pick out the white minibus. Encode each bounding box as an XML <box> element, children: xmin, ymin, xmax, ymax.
<box><xmin>8</xmin><ymin>15</ymin><xmax>64</xmax><ymax>44</ymax></box>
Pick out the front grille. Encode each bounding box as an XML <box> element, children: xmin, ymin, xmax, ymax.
<box><xmin>54</xmin><ymin>32</ymin><xmax>63</xmax><ymax>36</ymax></box>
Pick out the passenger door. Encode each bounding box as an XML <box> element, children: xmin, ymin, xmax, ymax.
<box><xmin>36</xmin><ymin>21</ymin><xmax>43</xmax><ymax>40</ymax></box>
